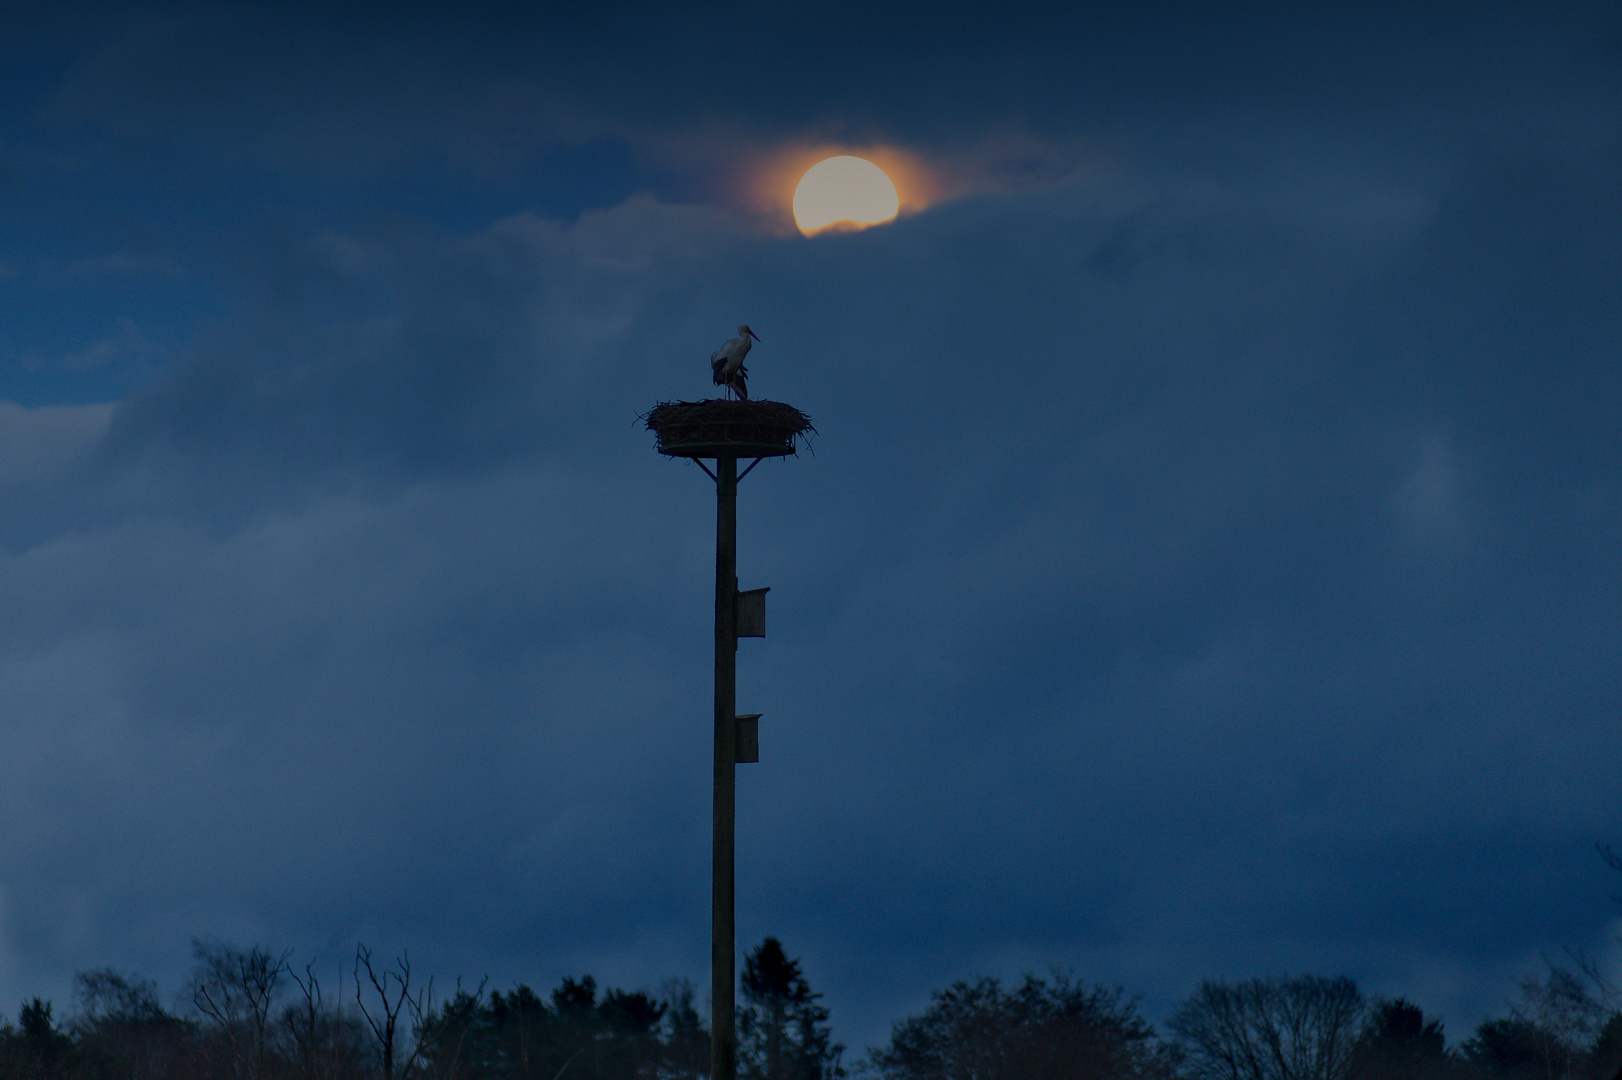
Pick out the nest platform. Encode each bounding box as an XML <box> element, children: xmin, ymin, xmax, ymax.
<box><xmin>643</xmin><ymin>400</ymin><xmax>815</xmax><ymax>459</ymax></box>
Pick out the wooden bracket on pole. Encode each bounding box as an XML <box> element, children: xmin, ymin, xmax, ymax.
<box><xmin>735</xmin><ymin>714</ymin><xmax>761</xmax><ymax>763</ymax></box>
<box><xmin>736</xmin><ymin>587</ymin><xmax>769</xmax><ymax>639</ymax></box>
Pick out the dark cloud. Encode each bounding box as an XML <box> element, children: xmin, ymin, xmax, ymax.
<box><xmin>11</xmin><ymin>2</ymin><xmax>1620</xmax><ymax>190</ymax></box>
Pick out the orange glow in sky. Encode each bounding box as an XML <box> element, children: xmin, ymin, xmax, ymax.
<box><xmin>750</xmin><ymin>145</ymin><xmax>937</xmax><ymax>235</ymax></box>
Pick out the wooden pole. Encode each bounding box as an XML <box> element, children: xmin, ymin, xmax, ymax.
<box><xmin>711</xmin><ymin>454</ymin><xmax>738</xmax><ymax>1080</ymax></box>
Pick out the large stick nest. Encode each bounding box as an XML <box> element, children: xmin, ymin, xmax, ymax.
<box><xmin>641</xmin><ymin>399</ymin><xmax>816</xmax><ymax>458</ymax></box>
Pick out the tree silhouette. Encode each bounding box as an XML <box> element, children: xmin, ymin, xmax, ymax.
<box><xmin>74</xmin><ymin>968</ymin><xmax>195</xmax><ymax>1080</ymax></box>
<box><xmin>1348</xmin><ymin>999</ymin><xmax>1454</xmax><ymax>1080</ymax></box>
<box><xmin>867</xmin><ymin>972</ymin><xmax>1166</xmax><ymax>1080</ymax></box>
<box><xmin>486</xmin><ymin>984</ymin><xmax>552</xmax><ymax>1079</ymax></box>
<box><xmin>1586</xmin><ymin>1015</ymin><xmax>1622</xmax><ymax>1080</ymax></box>
<box><xmin>285</xmin><ymin>960</ymin><xmax>371</xmax><ymax>1079</ymax></box>
<box><xmin>1464</xmin><ymin>1018</ymin><xmax>1547</xmax><ymax>1080</ymax></box>
<box><xmin>737</xmin><ymin>938</ymin><xmax>844</xmax><ymax>1080</ymax></box>
<box><xmin>1169</xmin><ymin>975</ymin><xmax>1367</xmax><ymax>1080</ymax></box>
<box><xmin>658</xmin><ymin>979</ymin><xmax>709</xmax><ymax>1080</ymax></box>
<box><xmin>188</xmin><ymin>939</ymin><xmax>292</xmax><ymax>1080</ymax></box>
<box><xmin>598</xmin><ymin>988</ymin><xmax>666</xmax><ymax>1080</ymax></box>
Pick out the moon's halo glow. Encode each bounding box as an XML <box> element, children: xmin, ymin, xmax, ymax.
<box><xmin>793</xmin><ymin>156</ymin><xmax>900</xmax><ymax>235</ymax></box>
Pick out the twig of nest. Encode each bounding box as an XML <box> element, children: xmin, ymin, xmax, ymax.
<box><xmin>640</xmin><ymin>399</ymin><xmax>816</xmax><ymax>458</ymax></box>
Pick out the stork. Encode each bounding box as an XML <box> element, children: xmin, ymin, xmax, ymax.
<box><xmin>710</xmin><ymin>324</ymin><xmax>759</xmax><ymax>400</ymax></box>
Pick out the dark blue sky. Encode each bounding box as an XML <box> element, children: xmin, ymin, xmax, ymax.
<box><xmin>2</xmin><ymin>0</ymin><xmax>1621</xmax><ymax>1056</ymax></box>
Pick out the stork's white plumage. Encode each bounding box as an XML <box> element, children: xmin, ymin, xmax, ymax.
<box><xmin>710</xmin><ymin>324</ymin><xmax>759</xmax><ymax>400</ymax></box>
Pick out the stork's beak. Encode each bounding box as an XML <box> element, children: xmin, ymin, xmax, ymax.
<box><xmin>748</xmin><ymin>329</ymin><xmax>761</xmax><ymax>341</ymax></box>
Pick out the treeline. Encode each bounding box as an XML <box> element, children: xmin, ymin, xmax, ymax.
<box><xmin>0</xmin><ymin>936</ymin><xmax>831</xmax><ymax>1080</ymax></box>
<box><xmin>869</xmin><ymin>967</ymin><xmax>1622</xmax><ymax>1080</ymax></box>
<box><xmin>5</xmin><ymin>939</ymin><xmax>1622</xmax><ymax>1080</ymax></box>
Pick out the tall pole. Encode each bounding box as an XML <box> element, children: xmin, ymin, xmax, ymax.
<box><xmin>712</xmin><ymin>454</ymin><xmax>739</xmax><ymax>1080</ymax></box>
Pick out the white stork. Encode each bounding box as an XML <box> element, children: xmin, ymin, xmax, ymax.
<box><xmin>710</xmin><ymin>324</ymin><xmax>759</xmax><ymax>400</ymax></box>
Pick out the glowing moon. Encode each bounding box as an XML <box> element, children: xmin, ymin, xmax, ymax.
<box><xmin>793</xmin><ymin>156</ymin><xmax>899</xmax><ymax>235</ymax></box>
